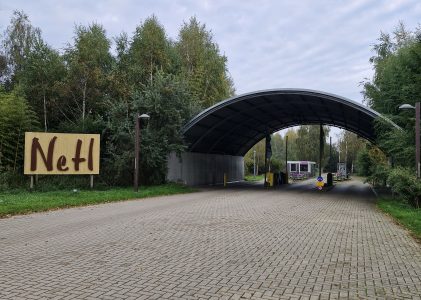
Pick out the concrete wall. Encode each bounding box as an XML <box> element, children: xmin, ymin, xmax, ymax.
<box><xmin>167</xmin><ymin>152</ymin><xmax>244</xmax><ymax>186</ymax></box>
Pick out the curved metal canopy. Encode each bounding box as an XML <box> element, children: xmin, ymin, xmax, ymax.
<box><xmin>183</xmin><ymin>89</ymin><xmax>398</xmax><ymax>156</ymax></box>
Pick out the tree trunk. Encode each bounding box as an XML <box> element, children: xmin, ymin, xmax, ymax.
<box><xmin>82</xmin><ymin>79</ymin><xmax>87</xmax><ymax>130</ymax></box>
<box><xmin>13</xmin><ymin>128</ymin><xmax>21</xmax><ymax>171</ymax></box>
<box><xmin>150</xmin><ymin>57</ymin><xmax>153</xmax><ymax>82</ymax></box>
<box><xmin>43</xmin><ymin>91</ymin><xmax>47</xmax><ymax>132</ymax></box>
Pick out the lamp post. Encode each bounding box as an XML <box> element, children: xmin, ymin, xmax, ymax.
<box><xmin>134</xmin><ymin>113</ymin><xmax>150</xmax><ymax>192</ymax></box>
<box><xmin>399</xmin><ymin>102</ymin><xmax>420</xmax><ymax>178</ymax></box>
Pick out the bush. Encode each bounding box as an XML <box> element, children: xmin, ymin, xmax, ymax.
<box><xmin>0</xmin><ymin>171</ymin><xmax>110</xmax><ymax>192</ymax></box>
<box><xmin>0</xmin><ymin>170</ymin><xmax>26</xmax><ymax>191</ymax></box>
<box><xmin>356</xmin><ymin>148</ymin><xmax>371</xmax><ymax>176</ymax></box>
<box><xmin>367</xmin><ymin>164</ymin><xmax>390</xmax><ymax>187</ymax></box>
<box><xmin>0</xmin><ymin>87</ymin><xmax>38</xmax><ymax>172</ymax></box>
<box><xmin>270</xmin><ymin>159</ymin><xmax>282</xmax><ymax>173</ymax></box>
<box><xmin>387</xmin><ymin>167</ymin><xmax>421</xmax><ymax>208</ymax></box>
<box><xmin>104</xmin><ymin>72</ymin><xmax>196</xmax><ymax>185</ymax></box>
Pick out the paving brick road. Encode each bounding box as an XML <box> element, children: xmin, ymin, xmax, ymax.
<box><xmin>1</xmin><ymin>179</ymin><xmax>421</xmax><ymax>299</ymax></box>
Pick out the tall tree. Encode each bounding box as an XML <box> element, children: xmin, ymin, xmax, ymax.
<box><xmin>128</xmin><ymin>16</ymin><xmax>171</xmax><ymax>85</ymax></box>
<box><xmin>295</xmin><ymin>125</ymin><xmax>330</xmax><ymax>163</ymax></box>
<box><xmin>337</xmin><ymin>131</ymin><xmax>366</xmax><ymax>172</ymax></box>
<box><xmin>104</xmin><ymin>71</ymin><xmax>197</xmax><ymax>185</ymax></box>
<box><xmin>63</xmin><ymin>23</ymin><xmax>112</xmax><ymax>127</ymax></box>
<box><xmin>176</xmin><ymin>17</ymin><xmax>234</xmax><ymax>108</ymax></box>
<box><xmin>244</xmin><ymin>139</ymin><xmax>266</xmax><ymax>175</ymax></box>
<box><xmin>0</xmin><ymin>88</ymin><xmax>38</xmax><ymax>171</ymax></box>
<box><xmin>1</xmin><ymin>10</ymin><xmax>41</xmax><ymax>85</ymax></box>
<box><xmin>363</xmin><ymin>22</ymin><xmax>421</xmax><ymax>168</ymax></box>
<box><xmin>21</xmin><ymin>40</ymin><xmax>65</xmax><ymax>131</ymax></box>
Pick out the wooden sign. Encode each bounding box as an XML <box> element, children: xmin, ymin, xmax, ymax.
<box><xmin>24</xmin><ymin>132</ymin><xmax>100</xmax><ymax>175</ymax></box>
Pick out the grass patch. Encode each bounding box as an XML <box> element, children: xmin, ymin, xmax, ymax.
<box><xmin>244</xmin><ymin>175</ymin><xmax>264</xmax><ymax>182</ymax></box>
<box><xmin>377</xmin><ymin>197</ymin><xmax>421</xmax><ymax>240</ymax></box>
<box><xmin>0</xmin><ymin>183</ymin><xmax>196</xmax><ymax>218</ymax></box>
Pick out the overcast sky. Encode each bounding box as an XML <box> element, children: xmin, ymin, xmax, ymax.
<box><xmin>0</xmin><ymin>0</ymin><xmax>420</xmax><ymax>104</ymax></box>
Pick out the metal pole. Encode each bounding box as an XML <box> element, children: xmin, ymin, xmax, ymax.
<box><xmin>416</xmin><ymin>102</ymin><xmax>420</xmax><ymax>178</ymax></box>
<box><xmin>319</xmin><ymin>124</ymin><xmax>323</xmax><ymax>177</ymax></box>
<box><xmin>285</xmin><ymin>135</ymin><xmax>288</xmax><ymax>184</ymax></box>
<box><xmin>90</xmin><ymin>175</ymin><xmax>94</xmax><ymax>189</ymax></box>
<box><xmin>30</xmin><ymin>175</ymin><xmax>34</xmax><ymax>191</ymax></box>
<box><xmin>134</xmin><ymin>115</ymin><xmax>140</xmax><ymax>192</ymax></box>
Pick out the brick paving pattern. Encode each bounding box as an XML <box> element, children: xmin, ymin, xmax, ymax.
<box><xmin>1</xmin><ymin>179</ymin><xmax>421</xmax><ymax>299</ymax></box>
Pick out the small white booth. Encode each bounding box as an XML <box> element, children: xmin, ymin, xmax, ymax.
<box><xmin>287</xmin><ymin>161</ymin><xmax>316</xmax><ymax>179</ymax></box>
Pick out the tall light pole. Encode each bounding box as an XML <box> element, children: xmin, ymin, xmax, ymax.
<box><xmin>399</xmin><ymin>102</ymin><xmax>420</xmax><ymax>178</ymax></box>
<box><xmin>134</xmin><ymin>113</ymin><xmax>150</xmax><ymax>192</ymax></box>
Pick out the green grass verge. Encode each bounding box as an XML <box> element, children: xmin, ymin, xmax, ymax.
<box><xmin>0</xmin><ymin>183</ymin><xmax>196</xmax><ymax>218</ymax></box>
<box><xmin>244</xmin><ymin>175</ymin><xmax>264</xmax><ymax>182</ymax></box>
<box><xmin>377</xmin><ymin>197</ymin><xmax>421</xmax><ymax>240</ymax></box>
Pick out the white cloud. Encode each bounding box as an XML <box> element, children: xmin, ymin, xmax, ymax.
<box><xmin>0</xmin><ymin>0</ymin><xmax>420</xmax><ymax>103</ymax></box>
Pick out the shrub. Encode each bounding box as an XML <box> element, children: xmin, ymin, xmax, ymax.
<box><xmin>0</xmin><ymin>87</ymin><xmax>38</xmax><ymax>172</ymax></box>
<box><xmin>367</xmin><ymin>164</ymin><xmax>390</xmax><ymax>187</ymax></box>
<box><xmin>0</xmin><ymin>170</ymin><xmax>26</xmax><ymax>191</ymax></box>
<box><xmin>270</xmin><ymin>159</ymin><xmax>282</xmax><ymax>173</ymax></box>
<box><xmin>387</xmin><ymin>167</ymin><xmax>421</xmax><ymax>208</ymax></box>
<box><xmin>104</xmin><ymin>72</ymin><xmax>197</xmax><ymax>185</ymax></box>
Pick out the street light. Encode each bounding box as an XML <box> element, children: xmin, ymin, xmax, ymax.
<box><xmin>399</xmin><ymin>102</ymin><xmax>420</xmax><ymax>178</ymax></box>
<box><xmin>134</xmin><ymin>113</ymin><xmax>150</xmax><ymax>192</ymax></box>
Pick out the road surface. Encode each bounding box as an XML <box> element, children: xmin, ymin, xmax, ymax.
<box><xmin>1</xmin><ymin>178</ymin><xmax>420</xmax><ymax>299</ymax></box>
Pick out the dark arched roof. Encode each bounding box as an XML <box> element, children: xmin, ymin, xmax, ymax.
<box><xmin>183</xmin><ymin>89</ymin><xmax>399</xmax><ymax>156</ymax></box>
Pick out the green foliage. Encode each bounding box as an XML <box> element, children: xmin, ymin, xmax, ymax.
<box><xmin>374</xmin><ymin>117</ymin><xmax>414</xmax><ymax>167</ymax></box>
<box><xmin>176</xmin><ymin>17</ymin><xmax>234</xmax><ymax>107</ymax></box>
<box><xmin>368</xmin><ymin>163</ymin><xmax>390</xmax><ymax>187</ymax></box>
<box><xmin>270</xmin><ymin>159</ymin><xmax>282</xmax><ymax>173</ymax></box>
<box><xmin>363</xmin><ymin>23</ymin><xmax>421</xmax><ymax>171</ymax></box>
<box><xmin>324</xmin><ymin>154</ymin><xmax>338</xmax><ymax>173</ymax></box>
<box><xmin>0</xmin><ymin>88</ymin><xmax>38</xmax><ymax>173</ymax></box>
<box><xmin>387</xmin><ymin>167</ymin><xmax>421</xmax><ymax>207</ymax></box>
<box><xmin>244</xmin><ymin>175</ymin><xmax>263</xmax><ymax>182</ymax></box>
<box><xmin>356</xmin><ymin>148</ymin><xmax>371</xmax><ymax>176</ymax></box>
<box><xmin>105</xmin><ymin>72</ymin><xmax>196</xmax><ymax>185</ymax></box>
<box><xmin>244</xmin><ymin>126</ymin><xmax>339</xmax><ymax>175</ymax></box>
<box><xmin>361</xmin><ymin>23</ymin><xmax>421</xmax><ymax>208</ymax></box>
<box><xmin>1</xmin><ymin>10</ymin><xmax>41</xmax><ymax>84</ymax></box>
<box><xmin>244</xmin><ymin>139</ymin><xmax>266</xmax><ymax>175</ymax></box>
<box><xmin>20</xmin><ymin>39</ymin><xmax>65</xmax><ymax>131</ymax></box>
<box><xmin>355</xmin><ymin>144</ymin><xmax>388</xmax><ymax>186</ymax></box>
<box><xmin>377</xmin><ymin>197</ymin><xmax>421</xmax><ymax>239</ymax></box>
<box><xmin>62</xmin><ymin>23</ymin><xmax>112</xmax><ymax>123</ymax></box>
<box><xmin>244</xmin><ymin>134</ymin><xmax>286</xmax><ymax>175</ymax></box>
<box><xmin>295</xmin><ymin>125</ymin><xmax>330</xmax><ymax>163</ymax></box>
<box><xmin>0</xmin><ymin>183</ymin><xmax>196</xmax><ymax>217</ymax></box>
<box><xmin>129</xmin><ymin>16</ymin><xmax>171</xmax><ymax>84</ymax></box>
<box><xmin>0</xmin><ymin>11</ymin><xmax>235</xmax><ymax>189</ymax></box>
<box><xmin>336</xmin><ymin>131</ymin><xmax>366</xmax><ymax>172</ymax></box>
<box><xmin>0</xmin><ymin>170</ymin><xmax>26</xmax><ymax>191</ymax></box>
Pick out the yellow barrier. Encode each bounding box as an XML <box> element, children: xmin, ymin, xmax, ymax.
<box><xmin>266</xmin><ymin>172</ymin><xmax>274</xmax><ymax>187</ymax></box>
